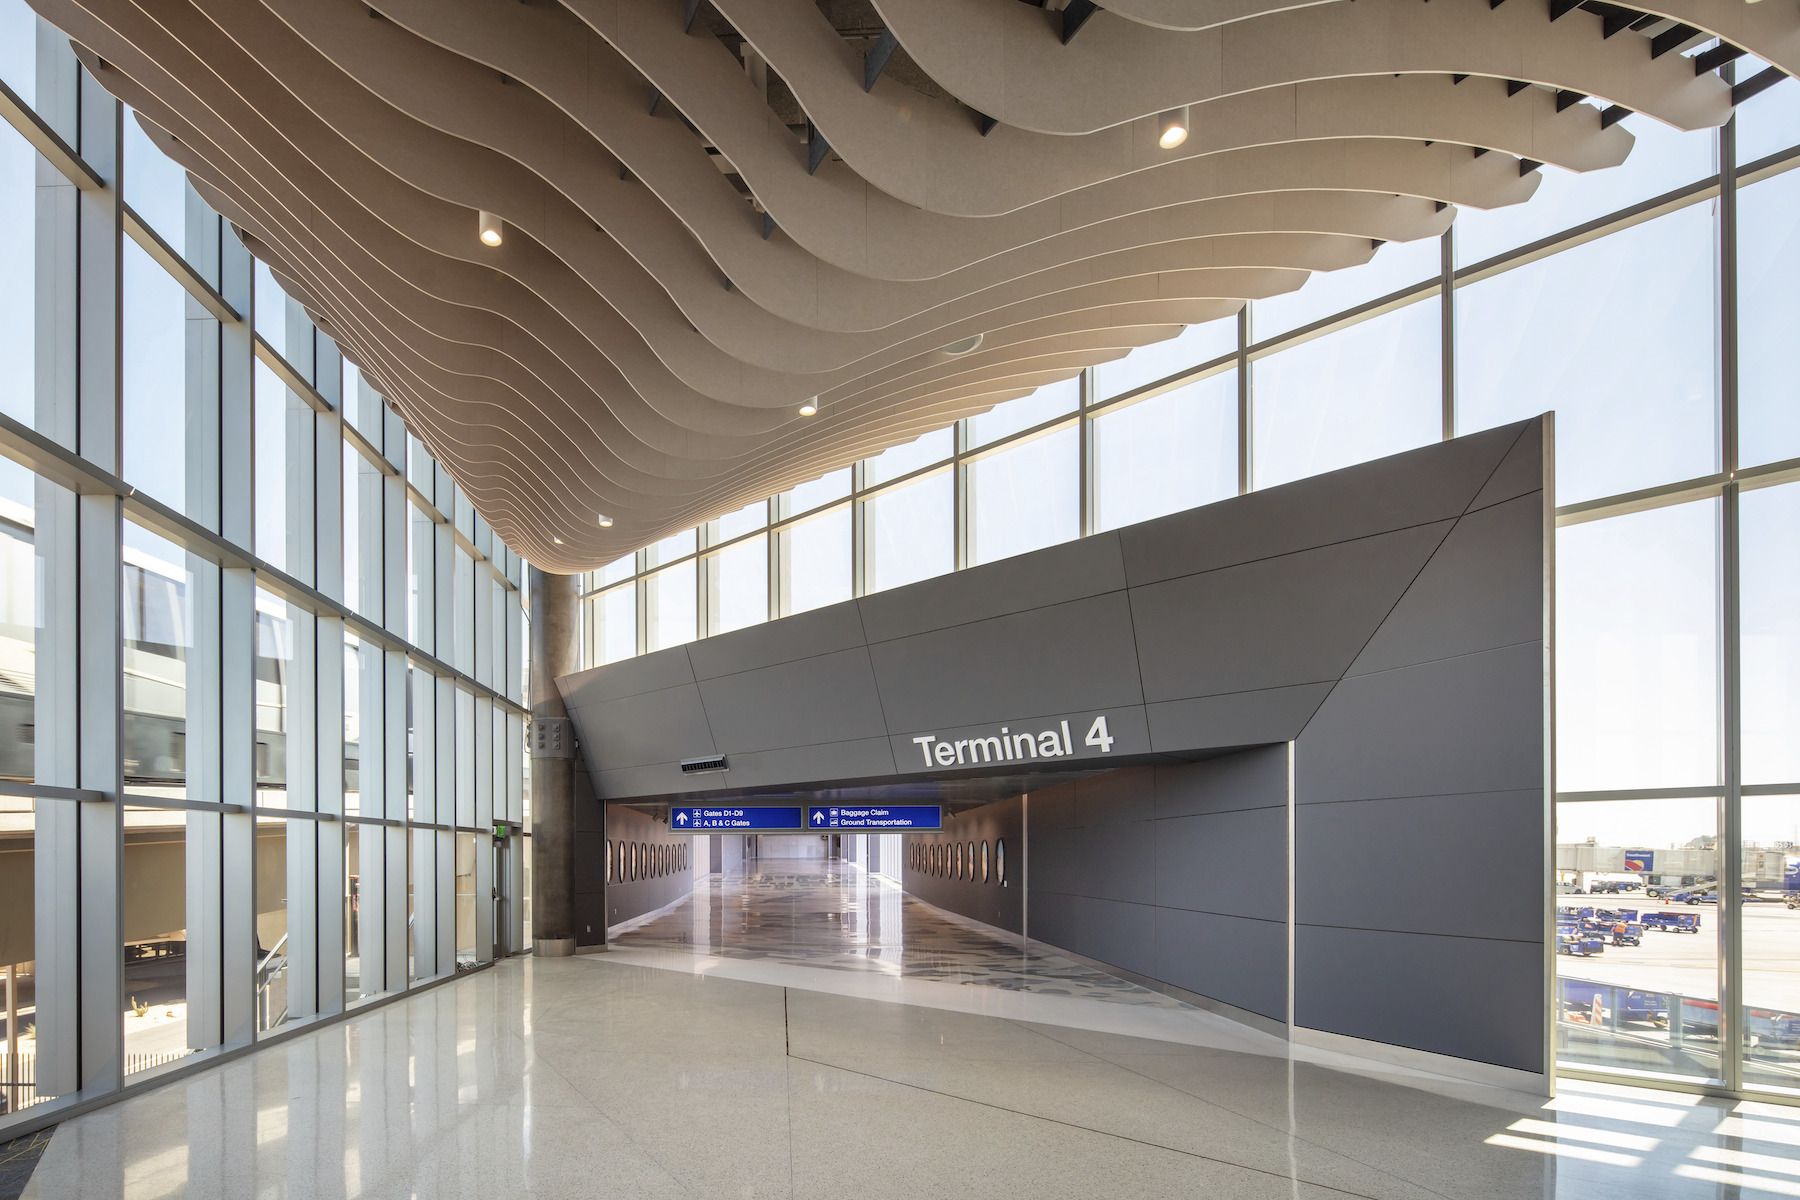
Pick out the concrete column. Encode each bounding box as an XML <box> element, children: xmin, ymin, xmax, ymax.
<box><xmin>529</xmin><ymin>569</ymin><xmax>580</xmax><ymax>956</ymax></box>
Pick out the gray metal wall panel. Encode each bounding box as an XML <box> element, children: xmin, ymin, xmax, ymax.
<box><xmin>857</xmin><ymin>531</ymin><xmax>1129</xmax><ymax>644</ymax></box>
<box><xmin>693</xmin><ymin>738</ymin><xmax>899</xmax><ymax>793</ymax></box>
<box><xmin>686</xmin><ymin>602</ymin><xmax>869</xmax><ymax>681</ymax></box>
<box><xmin>1081</xmin><ymin>821</ymin><xmax>1160</xmax><ymax>906</ymax></box>
<box><xmin>1297</xmin><ymin>644</ymin><xmax>1545</xmax><ymax>806</ymax></box>
<box><xmin>1295</xmin><ymin>926</ymin><xmax>1544</xmax><ymax>1071</ymax></box>
<box><xmin>697</xmin><ymin>647</ymin><xmax>889</xmax><ymax>751</ymax></box>
<box><xmin>1152</xmin><ymin>748</ymin><xmax>1288</xmax><ymax>819</ymax></box>
<box><xmin>1156</xmin><ymin>908</ymin><xmax>1288</xmax><ymax>1020</ymax></box>
<box><xmin>561</xmin><ymin>646</ymin><xmax>696</xmax><ymax>706</ymax></box>
<box><xmin>1296</xmin><ymin>791</ymin><xmax>1544</xmax><ymax>942</ymax></box>
<box><xmin>1129</xmin><ymin>522</ymin><xmax>1453</xmax><ymax>703</ymax></box>
<box><xmin>1114</xmin><ymin>422</ymin><xmax>1521</xmax><ymax>588</ymax></box>
<box><xmin>570</xmin><ymin>684</ymin><xmax>714</xmax><ymax>771</ymax></box>
<box><xmin>1155</xmin><ymin>807</ymin><xmax>1288</xmax><ymax>922</ymax></box>
<box><xmin>1074</xmin><ymin>896</ymin><xmax>1159</xmax><ymax>979</ymax></box>
<box><xmin>1144</xmin><ymin>684</ymin><xmax>1331</xmax><ymax>752</ymax></box>
<box><xmin>1345</xmin><ymin>495</ymin><xmax>1545</xmax><ymax>679</ymax></box>
<box><xmin>867</xmin><ymin>591</ymin><xmax>1145</xmax><ymax>731</ymax></box>
<box><xmin>1466</xmin><ymin>420</ymin><xmax>1543</xmax><ymax>512</ymax></box>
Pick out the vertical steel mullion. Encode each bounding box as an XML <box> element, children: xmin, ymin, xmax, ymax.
<box><xmin>1236</xmin><ymin>306</ymin><xmax>1252</xmax><ymax>494</ymax></box>
<box><xmin>220</xmin><ymin>568</ymin><xmax>256</xmax><ymax>1047</ymax></box>
<box><xmin>1440</xmin><ymin>226</ymin><xmax>1456</xmax><ymax>442</ymax></box>
<box><xmin>1079</xmin><ymin>367</ymin><xmax>1095</xmax><ymax>538</ymax></box>
<box><xmin>850</xmin><ymin>463</ymin><xmax>866</xmax><ymax>598</ymax></box>
<box><xmin>953</xmin><ymin>423</ymin><xmax>969</xmax><ymax>571</ymax></box>
<box><xmin>1718</xmin><ymin>95</ymin><xmax>1744</xmax><ymax>1095</ymax></box>
<box><xmin>74</xmin><ymin>73</ymin><xmax>125</xmax><ymax>1096</ymax></box>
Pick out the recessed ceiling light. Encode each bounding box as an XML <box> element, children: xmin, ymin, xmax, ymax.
<box><xmin>1158</xmin><ymin>107</ymin><xmax>1189</xmax><ymax>150</ymax></box>
<box><xmin>552</xmin><ymin>536</ymin><xmax>564</xmax><ymax>544</ymax></box>
<box><xmin>478</xmin><ymin>210</ymin><xmax>503</xmax><ymax>246</ymax></box>
<box><xmin>597</xmin><ymin>513</ymin><xmax>614</xmax><ymax>527</ymax></box>
<box><xmin>797</xmin><ymin>399</ymin><xmax>818</xmax><ymax>416</ymax></box>
<box><xmin>939</xmin><ymin>333</ymin><xmax>983</xmax><ymax>356</ymax></box>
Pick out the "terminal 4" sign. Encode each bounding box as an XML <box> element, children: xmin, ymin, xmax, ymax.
<box><xmin>668</xmin><ymin>805</ymin><xmax>942</xmax><ymax>833</ymax></box>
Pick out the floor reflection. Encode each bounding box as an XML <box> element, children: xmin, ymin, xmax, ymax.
<box><xmin>616</xmin><ymin>856</ymin><xmax>1192</xmax><ymax>1009</ymax></box>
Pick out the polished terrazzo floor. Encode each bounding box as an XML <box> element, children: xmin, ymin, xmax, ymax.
<box><xmin>614</xmin><ymin>857</ymin><xmax>1188</xmax><ymax>1008</ymax></box>
<box><xmin>15</xmin><ymin>857</ymin><xmax>1800</xmax><ymax>1198</ymax></box>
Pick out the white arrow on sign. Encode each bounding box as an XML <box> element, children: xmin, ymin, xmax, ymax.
<box><xmin>676</xmin><ymin>812</ymin><xmax>689</xmax><ymax>825</ymax></box>
<box><xmin>812</xmin><ymin>810</ymin><xmax>825</xmax><ymax>825</ymax></box>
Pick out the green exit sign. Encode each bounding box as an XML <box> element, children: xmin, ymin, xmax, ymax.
<box><xmin>493</xmin><ymin>821</ymin><xmax>509</xmax><ymax>838</ymax></box>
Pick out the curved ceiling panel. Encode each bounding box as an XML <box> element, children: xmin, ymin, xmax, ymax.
<box><xmin>29</xmin><ymin>0</ymin><xmax>1794</xmax><ymax>570</ymax></box>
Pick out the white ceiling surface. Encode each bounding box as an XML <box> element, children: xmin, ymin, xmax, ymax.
<box><xmin>31</xmin><ymin>0</ymin><xmax>1794</xmax><ymax>570</ymax></box>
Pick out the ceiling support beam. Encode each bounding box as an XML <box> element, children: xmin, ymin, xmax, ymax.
<box><xmin>1061</xmin><ymin>1</ymin><xmax>1099</xmax><ymax>44</ymax></box>
<box><xmin>864</xmin><ymin>28</ymin><xmax>898</xmax><ymax>92</ymax></box>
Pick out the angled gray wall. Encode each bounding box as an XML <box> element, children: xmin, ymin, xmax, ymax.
<box><xmin>560</xmin><ymin>419</ymin><xmax>1550</xmax><ymax>1074</ymax></box>
<box><xmin>1293</xmin><ymin>422</ymin><xmax>1550</xmax><ymax>1072</ymax></box>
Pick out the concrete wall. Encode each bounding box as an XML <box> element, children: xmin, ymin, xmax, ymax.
<box><xmin>562</xmin><ymin>419</ymin><xmax>1550</xmax><ymax>1075</ymax></box>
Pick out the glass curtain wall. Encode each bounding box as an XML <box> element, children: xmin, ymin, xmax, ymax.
<box><xmin>572</xmin><ymin>75</ymin><xmax>1800</xmax><ymax>1101</ymax></box>
<box><xmin>0</xmin><ymin>4</ymin><xmax>528</xmax><ymax>1133</ymax></box>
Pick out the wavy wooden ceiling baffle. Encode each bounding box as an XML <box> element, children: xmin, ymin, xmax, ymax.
<box><xmin>32</xmin><ymin>0</ymin><xmax>1795</xmax><ymax>570</ymax></box>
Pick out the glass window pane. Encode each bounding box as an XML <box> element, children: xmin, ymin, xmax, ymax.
<box><xmin>343</xmin><ymin>634</ymin><xmax>361</xmax><ymax>817</ymax></box>
<box><xmin>1742</xmin><ymin>483</ymin><xmax>1800</xmax><ymax>787</ymax></box>
<box><xmin>1252</xmin><ymin>299</ymin><xmax>1441</xmax><ymax>490</ymax></box>
<box><xmin>1735</xmin><ymin>61</ymin><xmax>1800</xmax><ymax>166</ymax></box>
<box><xmin>0</xmin><ymin>792</ymin><xmax>52</xmax><ymax>1111</ymax></box>
<box><xmin>0</xmin><ymin>125</ymin><xmax>42</xmax><ymax>429</ymax></box>
<box><xmin>784</xmin><ymin>467</ymin><xmax>852</xmax><ymax>515</ymax></box>
<box><xmin>1554</xmin><ymin>797</ymin><xmax>1720</xmax><ymax>1082</ymax></box>
<box><xmin>969</xmin><ymin>427</ymin><xmax>1079</xmax><ymax>566</ymax></box>
<box><xmin>1741</xmin><ymin>794</ymin><xmax>1800</xmax><ymax>1094</ymax></box>
<box><xmin>121</xmin><ymin>806</ymin><xmax>194</xmax><ymax>1078</ymax></box>
<box><xmin>645</xmin><ymin>561</ymin><xmax>696</xmax><ymax>652</ymax></box>
<box><xmin>122</xmin><ymin>108</ymin><xmax>191</xmax><ymax>262</ymax></box>
<box><xmin>343</xmin><ymin>442</ymin><xmax>382</xmax><ymax>618</ymax></box>
<box><xmin>967</xmin><ymin>378</ymin><xmax>1078</xmax><ymax>449</ymax></box>
<box><xmin>716</xmin><ymin>499</ymin><xmax>767</xmax><ymax>541</ymax></box>
<box><xmin>1253</xmin><ymin>238</ymin><xmax>1440</xmax><ymax>340</ymax></box>
<box><xmin>781</xmin><ymin>505</ymin><xmax>852</xmax><ymax>615</ymax></box>
<box><xmin>586</xmin><ymin>584</ymin><xmax>636</xmax><ymax>666</ymax></box>
<box><xmin>408</xmin><ymin>502</ymin><xmax>432</xmax><ymax>647</ymax></box>
<box><xmin>1456</xmin><ymin>113</ymin><xmax>1716</xmax><ymax>266</ymax></box>
<box><xmin>254</xmin><ymin>260</ymin><xmax>288</xmax><ymax>363</ymax></box>
<box><xmin>711</xmin><ymin>534</ymin><xmax>767</xmax><ymax>635</ymax></box>
<box><xmin>255</xmin><ymin>813</ymin><xmax>290</xmax><ymax>1032</ymax></box>
<box><xmin>597</xmin><ymin>553</ymin><xmax>636</xmax><ymax>587</ymax></box>
<box><xmin>0</xmin><ymin>0</ymin><xmax>36</xmax><ymax>106</ymax></box>
<box><xmin>255</xmin><ymin>589</ymin><xmax>294</xmax><ymax>806</ymax></box>
<box><xmin>865</xmin><ymin>473</ymin><xmax>952</xmax><ymax>594</ymax></box>
<box><xmin>864</xmin><ymin>430</ymin><xmax>953</xmax><ymax>488</ymax></box>
<box><xmin>1095</xmin><ymin>318</ymin><xmax>1237</xmax><ymax>402</ymax></box>
<box><xmin>0</xmin><ymin>462</ymin><xmax>37</xmax><ymax>785</ymax></box>
<box><xmin>1094</xmin><ymin>370</ymin><xmax>1237</xmax><ymax>532</ymax></box>
<box><xmin>1556</xmin><ymin>501</ymin><xmax>1720</xmax><ymax>793</ymax></box>
<box><xmin>123</xmin><ymin>522</ymin><xmax>192</xmax><ymax>803</ymax></box>
<box><xmin>456</xmin><ymin>833</ymin><xmax>477</xmax><ymax>966</ymax></box>
<box><xmin>646</xmin><ymin>529</ymin><xmax>695</xmax><ymax>568</ymax></box>
<box><xmin>1738</xmin><ymin>167</ymin><xmax>1800</xmax><ymax>469</ymax></box>
<box><xmin>122</xmin><ymin>242</ymin><xmax>198</xmax><ymax>514</ymax></box>
<box><xmin>255</xmin><ymin>361</ymin><xmax>311</xmax><ymax>578</ymax></box>
<box><xmin>1458</xmin><ymin>205</ymin><xmax>1718</xmax><ymax>504</ymax></box>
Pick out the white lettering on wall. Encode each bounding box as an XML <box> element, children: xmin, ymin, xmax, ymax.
<box><xmin>910</xmin><ymin>715</ymin><xmax>1114</xmax><ymax>767</ymax></box>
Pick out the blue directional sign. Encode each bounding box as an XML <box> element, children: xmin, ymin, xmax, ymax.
<box><xmin>669</xmin><ymin>806</ymin><xmax>804</xmax><ymax>832</ymax></box>
<box><xmin>806</xmin><ymin>805</ymin><xmax>942</xmax><ymax>830</ymax></box>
